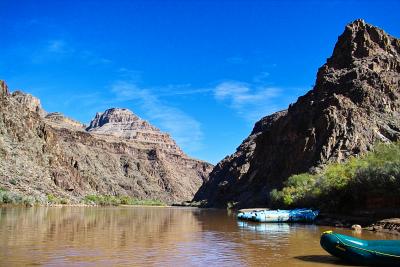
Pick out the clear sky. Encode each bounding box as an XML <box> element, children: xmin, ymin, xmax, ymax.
<box><xmin>1</xmin><ymin>0</ymin><xmax>399</xmax><ymax>164</ymax></box>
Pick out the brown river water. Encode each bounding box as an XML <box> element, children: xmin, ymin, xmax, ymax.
<box><xmin>0</xmin><ymin>206</ymin><xmax>397</xmax><ymax>266</ymax></box>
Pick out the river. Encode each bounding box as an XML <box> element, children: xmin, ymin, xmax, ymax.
<box><xmin>0</xmin><ymin>206</ymin><xmax>396</xmax><ymax>266</ymax></box>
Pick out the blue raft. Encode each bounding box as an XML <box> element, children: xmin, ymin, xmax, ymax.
<box><xmin>321</xmin><ymin>231</ymin><xmax>400</xmax><ymax>266</ymax></box>
<box><xmin>237</xmin><ymin>208</ymin><xmax>319</xmax><ymax>223</ymax></box>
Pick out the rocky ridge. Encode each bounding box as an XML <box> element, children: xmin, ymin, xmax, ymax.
<box><xmin>194</xmin><ymin>19</ymin><xmax>400</xmax><ymax>208</ymax></box>
<box><xmin>86</xmin><ymin>108</ymin><xmax>183</xmax><ymax>155</ymax></box>
<box><xmin>0</xmin><ymin>82</ymin><xmax>212</xmax><ymax>203</ymax></box>
<box><xmin>11</xmin><ymin>90</ymin><xmax>46</xmax><ymax>117</ymax></box>
<box><xmin>45</xmin><ymin>112</ymin><xmax>86</xmax><ymax>131</ymax></box>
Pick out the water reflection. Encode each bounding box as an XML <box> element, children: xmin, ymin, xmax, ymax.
<box><xmin>0</xmin><ymin>207</ymin><xmax>396</xmax><ymax>266</ymax></box>
<box><xmin>237</xmin><ymin>221</ymin><xmax>290</xmax><ymax>233</ymax></box>
<box><xmin>0</xmin><ymin>207</ymin><xmax>205</xmax><ymax>266</ymax></box>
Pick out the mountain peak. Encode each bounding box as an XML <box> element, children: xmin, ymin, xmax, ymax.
<box><xmin>194</xmin><ymin>21</ymin><xmax>400</xmax><ymax>208</ymax></box>
<box><xmin>347</xmin><ymin>18</ymin><xmax>366</xmax><ymax>29</ymax></box>
<box><xmin>328</xmin><ymin>19</ymin><xmax>400</xmax><ymax>69</ymax></box>
<box><xmin>87</xmin><ymin>107</ymin><xmax>184</xmax><ymax>155</ymax></box>
<box><xmin>87</xmin><ymin>108</ymin><xmax>140</xmax><ymax>129</ymax></box>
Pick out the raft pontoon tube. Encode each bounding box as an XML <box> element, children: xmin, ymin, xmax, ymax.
<box><xmin>237</xmin><ymin>209</ymin><xmax>262</xmax><ymax>220</ymax></box>
<box><xmin>320</xmin><ymin>230</ymin><xmax>400</xmax><ymax>266</ymax></box>
<box><xmin>237</xmin><ymin>208</ymin><xmax>319</xmax><ymax>223</ymax></box>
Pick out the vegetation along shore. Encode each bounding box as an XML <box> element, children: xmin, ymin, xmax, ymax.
<box><xmin>0</xmin><ymin>189</ymin><xmax>166</xmax><ymax>207</ymax></box>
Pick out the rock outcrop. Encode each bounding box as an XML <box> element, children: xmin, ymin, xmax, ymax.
<box><xmin>11</xmin><ymin>90</ymin><xmax>46</xmax><ymax>117</ymax></box>
<box><xmin>0</xmin><ymin>87</ymin><xmax>212</xmax><ymax>203</ymax></box>
<box><xmin>45</xmin><ymin>112</ymin><xmax>86</xmax><ymax>131</ymax></box>
<box><xmin>0</xmin><ymin>81</ymin><xmax>8</xmax><ymax>96</ymax></box>
<box><xmin>86</xmin><ymin>108</ymin><xmax>183</xmax><ymax>155</ymax></box>
<box><xmin>194</xmin><ymin>19</ymin><xmax>400</xmax><ymax>208</ymax></box>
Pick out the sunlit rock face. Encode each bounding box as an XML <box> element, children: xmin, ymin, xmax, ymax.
<box><xmin>194</xmin><ymin>19</ymin><xmax>400</xmax><ymax>208</ymax></box>
<box><xmin>86</xmin><ymin>108</ymin><xmax>183</xmax><ymax>155</ymax></box>
<box><xmin>0</xmin><ymin>84</ymin><xmax>213</xmax><ymax>203</ymax></box>
<box><xmin>11</xmin><ymin>91</ymin><xmax>46</xmax><ymax>117</ymax></box>
<box><xmin>45</xmin><ymin>112</ymin><xmax>86</xmax><ymax>131</ymax></box>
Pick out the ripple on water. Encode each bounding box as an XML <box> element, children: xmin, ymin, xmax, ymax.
<box><xmin>0</xmin><ymin>207</ymin><xmax>397</xmax><ymax>266</ymax></box>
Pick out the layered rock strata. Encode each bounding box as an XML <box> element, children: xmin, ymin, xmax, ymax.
<box><xmin>0</xmin><ymin>83</ymin><xmax>212</xmax><ymax>203</ymax></box>
<box><xmin>86</xmin><ymin>108</ymin><xmax>183</xmax><ymax>155</ymax></box>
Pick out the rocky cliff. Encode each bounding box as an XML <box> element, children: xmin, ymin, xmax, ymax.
<box><xmin>45</xmin><ymin>112</ymin><xmax>86</xmax><ymax>131</ymax></box>
<box><xmin>194</xmin><ymin>19</ymin><xmax>400</xmax><ymax>208</ymax></box>
<box><xmin>86</xmin><ymin>108</ymin><xmax>183</xmax><ymax>155</ymax></box>
<box><xmin>11</xmin><ymin>90</ymin><xmax>46</xmax><ymax>117</ymax></box>
<box><xmin>0</xmin><ymin>82</ymin><xmax>212</xmax><ymax>203</ymax></box>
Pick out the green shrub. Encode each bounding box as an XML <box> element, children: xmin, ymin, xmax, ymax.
<box><xmin>270</xmin><ymin>142</ymin><xmax>400</xmax><ymax>211</ymax></box>
<box><xmin>60</xmin><ymin>198</ymin><xmax>69</xmax><ymax>205</ymax></box>
<box><xmin>83</xmin><ymin>194</ymin><xmax>165</xmax><ymax>206</ymax></box>
<box><xmin>84</xmin><ymin>194</ymin><xmax>99</xmax><ymax>204</ymax></box>
<box><xmin>22</xmin><ymin>196</ymin><xmax>35</xmax><ymax>207</ymax></box>
<box><xmin>83</xmin><ymin>195</ymin><xmax>119</xmax><ymax>206</ymax></box>
<box><xmin>0</xmin><ymin>191</ymin><xmax>14</xmax><ymax>204</ymax></box>
<box><xmin>47</xmin><ymin>194</ymin><xmax>70</xmax><ymax>204</ymax></box>
<box><xmin>0</xmin><ymin>190</ymin><xmax>33</xmax><ymax>206</ymax></box>
<box><xmin>47</xmin><ymin>194</ymin><xmax>60</xmax><ymax>204</ymax></box>
<box><xmin>120</xmin><ymin>196</ymin><xmax>133</xmax><ymax>205</ymax></box>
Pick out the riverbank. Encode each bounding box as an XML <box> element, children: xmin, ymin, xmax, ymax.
<box><xmin>315</xmin><ymin>213</ymin><xmax>400</xmax><ymax>236</ymax></box>
<box><xmin>3</xmin><ymin>190</ymin><xmax>400</xmax><ymax>236</ymax></box>
<box><xmin>0</xmin><ymin>203</ymin><xmax>173</xmax><ymax>208</ymax></box>
<box><xmin>0</xmin><ymin>188</ymin><xmax>167</xmax><ymax>207</ymax></box>
<box><xmin>365</xmin><ymin>218</ymin><xmax>400</xmax><ymax>235</ymax></box>
<box><xmin>233</xmin><ymin>206</ymin><xmax>400</xmax><ymax>236</ymax></box>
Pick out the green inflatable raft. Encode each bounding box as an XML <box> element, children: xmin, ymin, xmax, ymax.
<box><xmin>320</xmin><ymin>230</ymin><xmax>400</xmax><ymax>266</ymax></box>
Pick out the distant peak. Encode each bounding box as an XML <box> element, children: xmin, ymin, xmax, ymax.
<box><xmin>102</xmin><ymin>107</ymin><xmax>135</xmax><ymax>114</ymax></box>
<box><xmin>105</xmin><ymin>107</ymin><xmax>130</xmax><ymax>112</ymax></box>
<box><xmin>87</xmin><ymin>107</ymin><xmax>140</xmax><ymax>130</ymax></box>
<box><xmin>85</xmin><ymin>107</ymin><xmax>184</xmax><ymax>155</ymax></box>
<box><xmin>100</xmin><ymin>108</ymin><xmax>139</xmax><ymax>119</ymax></box>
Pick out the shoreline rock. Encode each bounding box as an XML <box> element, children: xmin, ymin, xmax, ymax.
<box><xmin>365</xmin><ymin>218</ymin><xmax>400</xmax><ymax>235</ymax></box>
<box><xmin>316</xmin><ymin>213</ymin><xmax>400</xmax><ymax>235</ymax></box>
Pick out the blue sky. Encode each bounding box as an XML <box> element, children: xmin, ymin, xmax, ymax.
<box><xmin>1</xmin><ymin>0</ymin><xmax>399</xmax><ymax>164</ymax></box>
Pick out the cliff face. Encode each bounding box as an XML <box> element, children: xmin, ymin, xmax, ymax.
<box><xmin>45</xmin><ymin>112</ymin><xmax>86</xmax><ymax>131</ymax></box>
<box><xmin>194</xmin><ymin>19</ymin><xmax>400</xmax><ymax>208</ymax></box>
<box><xmin>86</xmin><ymin>108</ymin><xmax>183</xmax><ymax>155</ymax></box>
<box><xmin>0</xmin><ymin>84</ymin><xmax>212</xmax><ymax>203</ymax></box>
<box><xmin>11</xmin><ymin>90</ymin><xmax>46</xmax><ymax>117</ymax></box>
